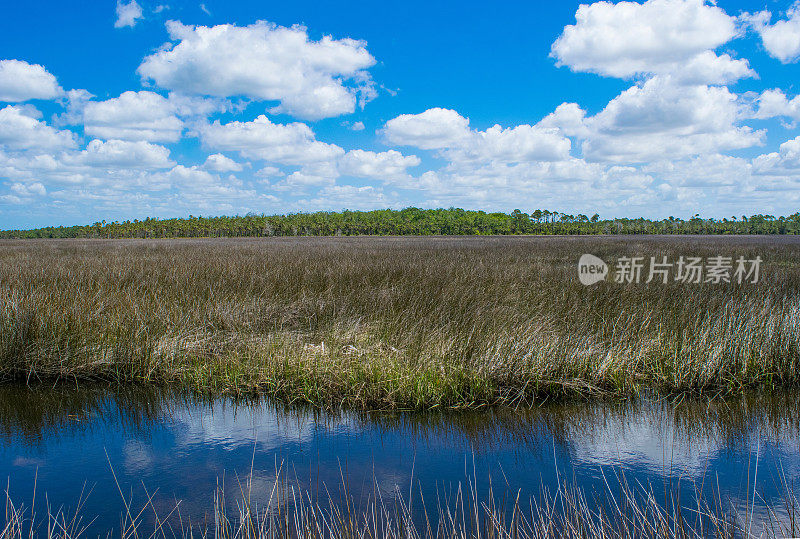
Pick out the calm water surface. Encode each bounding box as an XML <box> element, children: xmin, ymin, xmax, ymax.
<box><xmin>0</xmin><ymin>383</ymin><xmax>798</xmax><ymax>534</ymax></box>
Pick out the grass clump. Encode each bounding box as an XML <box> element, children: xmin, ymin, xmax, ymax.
<box><xmin>1</xmin><ymin>236</ymin><xmax>799</xmax><ymax>409</ymax></box>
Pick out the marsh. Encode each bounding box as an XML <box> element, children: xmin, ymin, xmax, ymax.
<box><xmin>0</xmin><ymin>235</ymin><xmax>798</xmax><ymax>408</ymax></box>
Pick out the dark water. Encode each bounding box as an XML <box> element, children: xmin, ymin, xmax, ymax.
<box><xmin>0</xmin><ymin>383</ymin><xmax>798</xmax><ymax>535</ymax></box>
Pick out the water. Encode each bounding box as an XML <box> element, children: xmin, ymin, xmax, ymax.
<box><xmin>0</xmin><ymin>383</ymin><xmax>798</xmax><ymax>535</ymax></box>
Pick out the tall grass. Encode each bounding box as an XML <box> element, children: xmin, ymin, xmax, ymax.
<box><xmin>3</xmin><ymin>462</ymin><xmax>798</xmax><ymax>538</ymax></box>
<box><xmin>1</xmin><ymin>236</ymin><xmax>799</xmax><ymax>409</ymax></box>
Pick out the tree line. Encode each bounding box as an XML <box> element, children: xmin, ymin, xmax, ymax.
<box><xmin>2</xmin><ymin>208</ymin><xmax>800</xmax><ymax>238</ymax></box>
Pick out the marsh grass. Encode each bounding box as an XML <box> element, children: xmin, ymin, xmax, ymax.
<box><xmin>3</xmin><ymin>461</ymin><xmax>799</xmax><ymax>538</ymax></box>
<box><xmin>1</xmin><ymin>236</ymin><xmax>799</xmax><ymax>409</ymax></box>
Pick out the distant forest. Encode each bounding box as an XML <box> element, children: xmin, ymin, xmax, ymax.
<box><xmin>3</xmin><ymin>208</ymin><xmax>800</xmax><ymax>238</ymax></box>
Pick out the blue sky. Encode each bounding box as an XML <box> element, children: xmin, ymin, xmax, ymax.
<box><xmin>1</xmin><ymin>0</ymin><xmax>800</xmax><ymax>228</ymax></box>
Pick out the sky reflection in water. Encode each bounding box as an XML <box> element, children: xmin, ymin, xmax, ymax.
<box><xmin>0</xmin><ymin>384</ymin><xmax>797</xmax><ymax>534</ymax></box>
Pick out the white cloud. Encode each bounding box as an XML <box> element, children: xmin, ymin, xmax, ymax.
<box><xmin>537</xmin><ymin>102</ymin><xmax>590</xmax><ymax>138</ymax></box>
<box><xmin>200</xmin><ymin>115</ymin><xmax>344</xmax><ymax>165</ymax></box>
<box><xmin>455</xmin><ymin>124</ymin><xmax>570</xmax><ymax>163</ymax></box>
<box><xmin>753</xmin><ymin>136</ymin><xmax>800</xmax><ymax>174</ymax></box>
<box><xmin>582</xmin><ymin>77</ymin><xmax>763</xmax><ymax>162</ymax></box>
<box><xmin>138</xmin><ymin>21</ymin><xmax>376</xmax><ymax>120</ymax></box>
<box><xmin>66</xmin><ymin>139</ymin><xmax>174</xmax><ymax>169</ymax></box>
<box><xmin>376</xmin><ymin>82</ymin><xmax>773</xmax><ymax>214</ymax></box>
<box><xmin>746</xmin><ymin>4</ymin><xmax>800</xmax><ymax>63</ymax></box>
<box><xmin>278</xmin><ymin>162</ymin><xmax>340</xmax><ymax>189</ymax></box>
<box><xmin>634</xmin><ymin>153</ymin><xmax>800</xmax><ymax>211</ymax></box>
<box><xmin>9</xmin><ymin>182</ymin><xmax>46</xmax><ymax>197</ymax></box>
<box><xmin>203</xmin><ymin>153</ymin><xmax>244</xmax><ymax>172</ymax></box>
<box><xmin>5</xmin><ymin>0</ymin><xmax>800</xmax><ymax>222</ymax></box>
<box><xmin>384</xmin><ymin>108</ymin><xmax>571</xmax><ymax>163</ymax></box>
<box><xmin>644</xmin><ymin>153</ymin><xmax>752</xmax><ymax>190</ymax></box>
<box><xmin>163</xmin><ymin>165</ymin><xmax>263</xmax><ymax>206</ymax></box>
<box><xmin>599</xmin><ymin>166</ymin><xmax>655</xmax><ymax>191</ymax></box>
<box><xmin>115</xmin><ymin>0</ymin><xmax>143</xmax><ymax>28</ymax></box>
<box><xmin>299</xmin><ymin>184</ymin><xmax>392</xmax><ymax>210</ymax></box>
<box><xmin>386</xmin><ymin>158</ymin><xmax>603</xmax><ymax>211</ymax></box>
<box><xmin>255</xmin><ymin>166</ymin><xmax>283</xmax><ymax>179</ymax></box>
<box><xmin>339</xmin><ymin>149</ymin><xmax>420</xmax><ymax>181</ymax></box>
<box><xmin>0</xmin><ymin>60</ymin><xmax>63</xmax><ymax>102</ymax></box>
<box><xmin>169</xmin><ymin>164</ymin><xmax>217</xmax><ymax>187</ymax></box>
<box><xmin>383</xmin><ymin>108</ymin><xmax>470</xmax><ymax>149</ymax></box>
<box><xmin>54</xmin><ymin>89</ymin><xmax>95</xmax><ymax>126</ymax></box>
<box><xmin>0</xmin><ymin>105</ymin><xmax>77</xmax><ymax>151</ymax></box>
<box><xmin>165</xmin><ymin>92</ymin><xmax>232</xmax><ymax>118</ymax></box>
<box><xmin>83</xmin><ymin>91</ymin><xmax>183</xmax><ymax>143</ymax></box>
<box><xmin>0</xmin><ymin>139</ymin><xmax>173</xmax><ymax>195</ymax></box>
<box><xmin>551</xmin><ymin>0</ymin><xmax>747</xmax><ymax>83</ymax></box>
<box><xmin>674</xmin><ymin>51</ymin><xmax>755</xmax><ymax>85</ymax></box>
<box><xmin>0</xmin><ymin>143</ymin><xmax>270</xmax><ymax>219</ymax></box>
<box><xmin>744</xmin><ymin>89</ymin><xmax>800</xmax><ymax>121</ymax></box>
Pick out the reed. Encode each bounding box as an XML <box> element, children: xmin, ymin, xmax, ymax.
<box><xmin>1</xmin><ymin>236</ymin><xmax>799</xmax><ymax>409</ymax></box>
<box><xmin>3</xmin><ymin>462</ymin><xmax>798</xmax><ymax>538</ymax></box>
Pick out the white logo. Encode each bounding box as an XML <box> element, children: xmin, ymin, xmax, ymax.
<box><xmin>578</xmin><ymin>254</ymin><xmax>608</xmax><ymax>285</ymax></box>
<box><xmin>578</xmin><ymin>254</ymin><xmax>761</xmax><ymax>285</ymax></box>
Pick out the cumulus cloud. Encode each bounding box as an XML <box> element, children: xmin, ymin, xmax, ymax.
<box><xmin>203</xmin><ymin>153</ymin><xmax>244</xmax><ymax>172</ymax></box>
<box><xmin>457</xmin><ymin>124</ymin><xmax>571</xmax><ymax>163</ymax></box>
<box><xmin>66</xmin><ymin>139</ymin><xmax>174</xmax><ymax>169</ymax></box>
<box><xmin>379</xmin><ymin>107</ymin><xmax>602</xmax><ymax>209</ymax></box>
<box><xmin>0</xmin><ymin>105</ymin><xmax>77</xmax><ymax>151</ymax></box>
<box><xmin>388</xmin><ymin>157</ymin><xmax>604</xmax><ymax>211</ymax></box>
<box><xmin>255</xmin><ymin>166</ymin><xmax>284</xmax><ymax>179</ymax></box>
<box><xmin>83</xmin><ymin>91</ymin><xmax>183</xmax><ymax>142</ymax></box>
<box><xmin>200</xmin><ymin>115</ymin><xmax>344</xmax><ymax>165</ymax></box>
<box><xmin>5</xmin><ymin>0</ymin><xmax>800</xmax><ymax>221</ymax></box>
<box><xmin>581</xmin><ymin>77</ymin><xmax>764</xmax><ymax>162</ymax></box>
<box><xmin>275</xmin><ymin>161</ymin><xmax>340</xmax><ymax>189</ymax></box>
<box><xmin>156</xmin><ymin>165</ymin><xmax>264</xmax><ymax>209</ymax></box>
<box><xmin>77</xmin><ymin>91</ymin><xmax>229</xmax><ymax>142</ymax></box>
<box><xmin>383</xmin><ymin>108</ymin><xmax>471</xmax><ymax>149</ymax></box>
<box><xmin>550</xmin><ymin>0</ymin><xmax>750</xmax><ymax>84</ymax></box>
<box><xmin>753</xmin><ymin>136</ymin><xmax>800</xmax><ymax>174</ymax></box>
<box><xmin>743</xmin><ymin>88</ymin><xmax>800</xmax><ymax>121</ymax></box>
<box><xmin>165</xmin><ymin>92</ymin><xmax>233</xmax><ymax>118</ymax></box>
<box><xmin>746</xmin><ymin>4</ymin><xmax>800</xmax><ymax>63</ymax></box>
<box><xmin>0</xmin><ymin>60</ymin><xmax>63</xmax><ymax>102</ymax></box>
<box><xmin>339</xmin><ymin>149</ymin><xmax>420</xmax><ymax>181</ymax></box>
<box><xmin>298</xmin><ymin>184</ymin><xmax>392</xmax><ymax>209</ymax></box>
<box><xmin>9</xmin><ymin>182</ymin><xmax>46</xmax><ymax>197</ymax></box>
<box><xmin>115</xmin><ymin>0</ymin><xmax>143</xmax><ymax>28</ymax></box>
<box><xmin>537</xmin><ymin>103</ymin><xmax>590</xmax><ymax>138</ymax></box>
<box><xmin>377</xmin><ymin>75</ymin><xmax>769</xmax><ymax>213</ymax></box>
<box><xmin>0</xmin><ymin>146</ymin><xmax>261</xmax><ymax>218</ymax></box>
<box><xmin>384</xmin><ymin>108</ymin><xmax>571</xmax><ymax>163</ymax></box>
<box><xmin>0</xmin><ymin>140</ymin><xmax>175</xmax><ymax>205</ymax></box>
<box><xmin>138</xmin><ymin>21</ymin><xmax>377</xmax><ymax>120</ymax></box>
<box><xmin>54</xmin><ymin>89</ymin><xmax>95</xmax><ymax>126</ymax></box>
<box><xmin>674</xmin><ymin>51</ymin><xmax>755</xmax><ymax>85</ymax></box>
<box><xmin>169</xmin><ymin>165</ymin><xmax>218</xmax><ymax>187</ymax></box>
<box><xmin>644</xmin><ymin>153</ymin><xmax>752</xmax><ymax>190</ymax></box>
<box><xmin>599</xmin><ymin>166</ymin><xmax>655</xmax><ymax>191</ymax></box>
